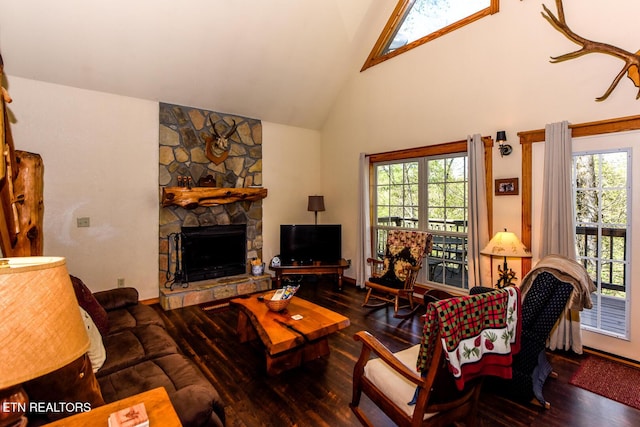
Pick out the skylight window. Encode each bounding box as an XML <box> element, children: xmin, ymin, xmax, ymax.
<box><xmin>362</xmin><ymin>0</ymin><xmax>499</xmax><ymax>71</ymax></box>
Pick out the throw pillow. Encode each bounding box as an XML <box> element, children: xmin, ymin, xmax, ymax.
<box><xmin>369</xmin><ymin>246</ymin><xmax>417</xmax><ymax>289</ymax></box>
<box><xmin>70</xmin><ymin>275</ymin><xmax>109</xmax><ymax>335</ymax></box>
<box><xmin>79</xmin><ymin>307</ymin><xmax>106</xmax><ymax>372</ymax></box>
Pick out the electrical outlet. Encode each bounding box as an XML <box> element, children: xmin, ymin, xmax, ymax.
<box><xmin>117</xmin><ymin>278</ymin><xmax>125</xmax><ymax>288</ymax></box>
<box><xmin>77</xmin><ymin>217</ymin><xmax>90</xmax><ymax>228</ymax></box>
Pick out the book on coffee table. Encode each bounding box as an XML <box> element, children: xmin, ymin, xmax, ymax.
<box><xmin>108</xmin><ymin>402</ymin><xmax>149</xmax><ymax>427</ymax></box>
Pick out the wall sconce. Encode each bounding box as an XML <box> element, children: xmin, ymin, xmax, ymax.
<box><xmin>307</xmin><ymin>195</ymin><xmax>325</xmax><ymax>225</ymax></box>
<box><xmin>496</xmin><ymin>130</ymin><xmax>512</xmax><ymax>157</ymax></box>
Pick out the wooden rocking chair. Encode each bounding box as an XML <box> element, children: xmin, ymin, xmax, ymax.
<box><xmin>363</xmin><ymin>230</ymin><xmax>432</xmax><ymax>318</ymax></box>
<box><xmin>351</xmin><ymin>330</ymin><xmax>482</xmax><ymax>427</ymax></box>
<box><xmin>352</xmin><ymin>288</ymin><xmax>521</xmax><ymax>427</ymax></box>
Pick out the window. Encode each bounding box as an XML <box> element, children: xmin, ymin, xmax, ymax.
<box><xmin>574</xmin><ymin>149</ymin><xmax>631</xmax><ymax>338</ymax></box>
<box><xmin>372</xmin><ymin>153</ymin><xmax>469</xmax><ymax>290</ymax></box>
<box><xmin>362</xmin><ymin>0</ymin><xmax>499</xmax><ymax>71</ymax></box>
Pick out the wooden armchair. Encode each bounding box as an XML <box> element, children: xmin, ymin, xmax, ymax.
<box><xmin>351</xmin><ymin>288</ymin><xmax>521</xmax><ymax>427</ymax></box>
<box><xmin>351</xmin><ymin>331</ymin><xmax>481</xmax><ymax>427</ymax></box>
<box><xmin>363</xmin><ymin>230</ymin><xmax>432</xmax><ymax>318</ymax></box>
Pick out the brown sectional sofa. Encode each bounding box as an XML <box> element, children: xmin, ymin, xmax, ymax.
<box><xmin>25</xmin><ymin>281</ymin><xmax>225</xmax><ymax>427</ymax></box>
<box><xmin>93</xmin><ymin>287</ymin><xmax>226</xmax><ymax>427</ymax></box>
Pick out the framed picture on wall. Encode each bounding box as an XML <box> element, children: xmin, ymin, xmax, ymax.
<box><xmin>495</xmin><ymin>178</ymin><xmax>518</xmax><ymax>196</ymax></box>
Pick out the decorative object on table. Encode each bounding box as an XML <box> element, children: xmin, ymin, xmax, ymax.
<box><xmin>496</xmin><ymin>130</ymin><xmax>512</xmax><ymax>156</ymax></box>
<box><xmin>204</xmin><ymin>117</ymin><xmax>238</xmax><ymax>165</ymax></box>
<box><xmin>108</xmin><ymin>402</ymin><xmax>149</xmax><ymax>427</ymax></box>
<box><xmin>251</xmin><ymin>258</ymin><xmax>265</xmax><ymax>275</ymax></box>
<box><xmin>542</xmin><ymin>0</ymin><xmax>640</xmax><ymax>102</ymax></box>
<box><xmin>270</xmin><ymin>255</ymin><xmax>281</xmax><ymax>268</ymax></box>
<box><xmin>176</xmin><ymin>175</ymin><xmax>193</xmax><ymax>189</ymax></box>
<box><xmin>0</xmin><ymin>257</ymin><xmax>90</xmax><ymax>427</ymax></box>
<box><xmin>307</xmin><ymin>195</ymin><xmax>325</xmax><ymax>225</ymax></box>
<box><xmin>263</xmin><ymin>285</ymin><xmax>299</xmax><ymax>312</ymax></box>
<box><xmin>495</xmin><ymin>178</ymin><xmax>518</xmax><ymax>196</ymax></box>
<box><xmin>481</xmin><ymin>229</ymin><xmax>532</xmax><ymax>288</ymax></box>
<box><xmin>198</xmin><ymin>174</ymin><xmax>216</xmax><ymax>187</ymax></box>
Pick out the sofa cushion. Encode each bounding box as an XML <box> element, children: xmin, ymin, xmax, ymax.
<box><xmin>98</xmin><ymin>354</ymin><xmax>225</xmax><ymax>427</ymax></box>
<box><xmin>106</xmin><ymin>303</ymin><xmax>166</xmax><ymax>334</ymax></box>
<box><xmin>70</xmin><ymin>275</ymin><xmax>109</xmax><ymax>335</ymax></box>
<box><xmin>93</xmin><ymin>287</ymin><xmax>140</xmax><ymax>311</ymax></box>
<box><xmin>97</xmin><ymin>324</ymin><xmax>180</xmax><ymax>377</ymax></box>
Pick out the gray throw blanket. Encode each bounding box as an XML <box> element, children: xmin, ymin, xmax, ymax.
<box><xmin>519</xmin><ymin>254</ymin><xmax>596</xmax><ymax>312</ymax></box>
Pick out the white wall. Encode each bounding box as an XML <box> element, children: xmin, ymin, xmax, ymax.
<box><xmin>321</xmin><ymin>0</ymin><xmax>640</xmax><ymax>358</ymax></box>
<box><xmin>261</xmin><ymin>122</ymin><xmax>323</xmax><ymax>266</ymax></box>
<box><xmin>6</xmin><ymin>77</ymin><xmax>160</xmax><ymax>299</ymax></box>
<box><xmin>4</xmin><ymin>77</ymin><xmax>323</xmax><ymax>300</ymax></box>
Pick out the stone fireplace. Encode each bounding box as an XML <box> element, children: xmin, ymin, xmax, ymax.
<box><xmin>158</xmin><ymin>103</ymin><xmax>270</xmax><ymax>309</ymax></box>
<box><xmin>181</xmin><ymin>224</ymin><xmax>247</xmax><ymax>282</ymax></box>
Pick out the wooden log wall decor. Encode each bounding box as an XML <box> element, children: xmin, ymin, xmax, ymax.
<box><xmin>12</xmin><ymin>151</ymin><xmax>44</xmax><ymax>256</ymax></box>
<box><xmin>0</xmin><ymin>53</ymin><xmax>45</xmax><ymax>256</ymax></box>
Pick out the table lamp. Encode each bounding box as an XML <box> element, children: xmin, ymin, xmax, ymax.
<box><xmin>0</xmin><ymin>257</ymin><xmax>90</xmax><ymax>427</ymax></box>
<box><xmin>307</xmin><ymin>196</ymin><xmax>325</xmax><ymax>225</ymax></box>
<box><xmin>481</xmin><ymin>229</ymin><xmax>532</xmax><ymax>288</ymax></box>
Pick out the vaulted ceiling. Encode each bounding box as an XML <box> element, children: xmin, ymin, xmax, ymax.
<box><xmin>0</xmin><ymin>0</ymin><xmax>388</xmax><ymax>130</ymax></box>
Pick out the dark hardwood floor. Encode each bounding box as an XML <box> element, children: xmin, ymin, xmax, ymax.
<box><xmin>152</xmin><ymin>278</ymin><xmax>640</xmax><ymax>427</ymax></box>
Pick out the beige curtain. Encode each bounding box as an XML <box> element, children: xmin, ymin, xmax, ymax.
<box><xmin>355</xmin><ymin>153</ymin><xmax>372</xmax><ymax>288</ymax></box>
<box><xmin>539</xmin><ymin>121</ymin><xmax>582</xmax><ymax>353</ymax></box>
<box><xmin>467</xmin><ymin>134</ymin><xmax>491</xmax><ymax>287</ymax></box>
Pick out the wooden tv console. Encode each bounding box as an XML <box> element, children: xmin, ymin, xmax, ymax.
<box><xmin>269</xmin><ymin>259</ymin><xmax>349</xmax><ymax>290</ymax></box>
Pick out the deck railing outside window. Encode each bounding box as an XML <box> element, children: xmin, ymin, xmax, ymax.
<box><xmin>374</xmin><ymin>218</ymin><xmax>468</xmax><ymax>289</ymax></box>
<box><xmin>576</xmin><ymin>226</ymin><xmax>626</xmax><ymax>295</ymax></box>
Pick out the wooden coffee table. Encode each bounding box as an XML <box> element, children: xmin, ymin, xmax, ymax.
<box><xmin>230</xmin><ymin>294</ymin><xmax>350</xmax><ymax>375</ymax></box>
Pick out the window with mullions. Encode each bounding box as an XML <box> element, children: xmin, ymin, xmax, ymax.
<box><xmin>373</xmin><ymin>154</ymin><xmax>469</xmax><ymax>290</ymax></box>
<box><xmin>362</xmin><ymin>0</ymin><xmax>499</xmax><ymax>71</ymax></box>
<box><xmin>573</xmin><ymin>149</ymin><xmax>630</xmax><ymax>338</ymax></box>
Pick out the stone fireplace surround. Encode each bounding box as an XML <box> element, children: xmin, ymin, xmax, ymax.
<box><xmin>158</xmin><ymin>103</ymin><xmax>271</xmax><ymax>309</ymax></box>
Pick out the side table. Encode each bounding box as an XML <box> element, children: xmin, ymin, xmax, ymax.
<box><xmin>43</xmin><ymin>387</ymin><xmax>182</xmax><ymax>426</ymax></box>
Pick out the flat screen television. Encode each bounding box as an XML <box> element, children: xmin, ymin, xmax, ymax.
<box><xmin>279</xmin><ymin>224</ymin><xmax>341</xmax><ymax>265</ymax></box>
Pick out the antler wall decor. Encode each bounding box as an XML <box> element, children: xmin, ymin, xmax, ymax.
<box><xmin>204</xmin><ymin>117</ymin><xmax>238</xmax><ymax>165</ymax></box>
<box><xmin>542</xmin><ymin>0</ymin><xmax>640</xmax><ymax>101</ymax></box>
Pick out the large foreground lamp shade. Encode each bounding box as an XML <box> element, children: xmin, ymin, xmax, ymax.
<box><xmin>307</xmin><ymin>196</ymin><xmax>325</xmax><ymax>225</ymax></box>
<box><xmin>0</xmin><ymin>257</ymin><xmax>89</xmax><ymax>426</ymax></box>
<box><xmin>481</xmin><ymin>230</ymin><xmax>532</xmax><ymax>288</ymax></box>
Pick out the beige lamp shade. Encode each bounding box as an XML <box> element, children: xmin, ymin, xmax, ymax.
<box><xmin>0</xmin><ymin>257</ymin><xmax>90</xmax><ymax>389</ymax></box>
<box><xmin>481</xmin><ymin>230</ymin><xmax>532</xmax><ymax>258</ymax></box>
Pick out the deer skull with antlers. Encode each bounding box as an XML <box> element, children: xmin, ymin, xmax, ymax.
<box><xmin>204</xmin><ymin>117</ymin><xmax>238</xmax><ymax>165</ymax></box>
<box><xmin>542</xmin><ymin>0</ymin><xmax>640</xmax><ymax>101</ymax></box>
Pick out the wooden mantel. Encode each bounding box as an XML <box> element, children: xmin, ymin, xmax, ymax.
<box><xmin>161</xmin><ymin>187</ymin><xmax>268</xmax><ymax>209</ymax></box>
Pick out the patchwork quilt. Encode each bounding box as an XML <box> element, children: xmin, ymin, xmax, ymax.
<box><xmin>416</xmin><ymin>287</ymin><xmax>521</xmax><ymax>390</ymax></box>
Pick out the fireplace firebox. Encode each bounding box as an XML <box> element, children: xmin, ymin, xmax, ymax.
<box><xmin>181</xmin><ymin>224</ymin><xmax>247</xmax><ymax>282</ymax></box>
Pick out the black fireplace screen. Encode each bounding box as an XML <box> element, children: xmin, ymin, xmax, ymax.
<box><xmin>181</xmin><ymin>224</ymin><xmax>247</xmax><ymax>282</ymax></box>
